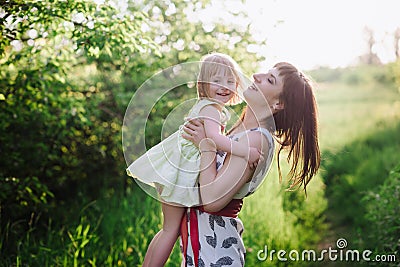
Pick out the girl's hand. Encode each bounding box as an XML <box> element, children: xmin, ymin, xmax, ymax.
<box><xmin>182</xmin><ymin>118</ymin><xmax>206</xmax><ymax>148</ymax></box>
<box><xmin>248</xmin><ymin>147</ymin><xmax>262</xmax><ymax>169</ymax></box>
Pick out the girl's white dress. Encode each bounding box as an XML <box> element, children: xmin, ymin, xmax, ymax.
<box><xmin>126</xmin><ymin>98</ymin><xmax>230</xmax><ymax>207</ymax></box>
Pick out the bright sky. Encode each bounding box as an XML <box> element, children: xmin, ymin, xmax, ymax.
<box><xmin>207</xmin><ymin>0</ymin><xmax>400</xmax><ymax>70</ymax></box>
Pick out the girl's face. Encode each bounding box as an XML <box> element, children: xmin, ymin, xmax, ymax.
<box><xmin>207</xmin><ymin>70</ymin><xmax>237</xmax><ymax>104</ymax></box>
<box><xmin>244</xmin><ymin>68</ymin><xmax>284</xmax><ymax>112</ymax></box>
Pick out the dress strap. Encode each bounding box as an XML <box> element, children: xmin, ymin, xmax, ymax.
<box><xmin>230</xmin><ymin>127</ymin><xmax>273</xmax><ymax>143</ymax></box>
<box><xmin>249</xmin><ymin>127</ymin><xmax>274</xmax><ymax>143</ymax></box>
<box><xmin>198</xmin><ymin>199</ymin><xmax>243</xmax><ymax>217</ymax></box>
<box><xmin>180</xmin><ymin>208</ymin><xmax>200</xmax><ymax>267</ymax></box>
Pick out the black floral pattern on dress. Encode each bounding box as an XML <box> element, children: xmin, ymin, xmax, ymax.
<box><xmin>209</xmin><ymin>215</ymin><xmax>225</xmax><ymax>231</ymax></box>
<box><xmin>221</xmin><ymin>237</ymin><xmax>238</xmax><ymax>248</ymax></box>
<box><xmin>210</xmin><ymin>256</ymin><xmax>234</xmax><ymax>267</ymax></box>
<box><xmin>229</xmin><ymin>218</ymin><xmax>237</xmax><ymax>230</ymax></box>
<box><xmin>238</xmin><ymin>248</ymin><xmax>244</xmax><ymax>267</ymax></box>
<box><xmin>206</xmin><ymin>232</ymin><xmax>217</xmax><ymax>248</ymax></box>
<box><xmin>216</xmin><ymin>150</ymin><xmax>225</xmax><ymax>157</ymax></box>
<box><xmin>198</xmin><ymin>257</ymin><xmax>205</xmax><ymax>267</ymax></box>
<box><xmin>186</xmin><ymin>254</ymin><xmax>194</xmax><ymax>266</ymax></box>
<box><xmin>216</xmin><ymin>161</ymin><xmax>222</xmax><ymax>170</ymax></box>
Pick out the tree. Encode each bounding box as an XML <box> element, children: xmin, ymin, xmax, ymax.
<box><xmin>359</xmin><ymin>26</ymin><xmax>381</xmax><ymax>65</ymax></box>
<box><xmin>0</xmin><ymin>0</ymin><xmax>158</xmax><ymax>257</ymax></box>
<box><xmin>394</xmin><ymin>27</ymin><xmax>400</xmax><ymax>60</ymax></box>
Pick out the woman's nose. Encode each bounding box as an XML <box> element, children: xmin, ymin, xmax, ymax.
<box><xmin>253</xmin><ymin>73</ymin><xmax>261</xmax><ymax>83</ymax></box>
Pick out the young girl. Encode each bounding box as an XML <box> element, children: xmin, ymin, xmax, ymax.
<box><xmin>126</xmin><ymin>53</ymin><xmax>260</xmax><ymax>266</ymax></box>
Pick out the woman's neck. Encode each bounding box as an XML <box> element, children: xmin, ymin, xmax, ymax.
<box><xmin>242</xmin><ymin>106</ymin><xmax>270</xmax><ymax>130</ymax></box>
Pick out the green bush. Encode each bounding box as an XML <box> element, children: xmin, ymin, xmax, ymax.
<box><xmin>309</xmin><ymin>63</ymin><xmax>399</xmax><ymax>88</ymax></box>
<box><xmin>307</xmin><ymin>66</ymin><xmax>345</xmax><ymax>83</ymax></box>
<box><xmin>361</xmin><ymin>164</ymin><xmax>400</xmax><ymax>266</ymax></box>
<box><xmin>321</xmin><ymin>122</ymin><xmax>400</xmax><ymax>230</ymax></box>
<box><xmin>0</xmin><ymin>0</ymin><xmax>157</xmax><ymax>260</ymax></box>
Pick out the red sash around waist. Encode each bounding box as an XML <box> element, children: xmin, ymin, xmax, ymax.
<box><xmin>180</xmin><ymin>199</ymin><xmax>243</xmax><ymax>267</ymax></box>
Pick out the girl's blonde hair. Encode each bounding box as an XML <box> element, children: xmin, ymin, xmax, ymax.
<box><xmin>197</xmin><ymin>53</ymin><xmax>244</xmax><ymax>105</ymax></box>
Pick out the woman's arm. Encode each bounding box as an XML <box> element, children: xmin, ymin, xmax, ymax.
<box><xmin>199</xmin><ymin>131</ymin><xmax>265</xmax><ymax>212</ymax></box>
<box><xmin>199</xmin><ymin>105</ymin><xmax>260</xmax><ymax>166</ymax></box>
<box><xmin>183</xmin><ymin>120</ymin><xmax>268</xmax><ymax>212</ymax></box>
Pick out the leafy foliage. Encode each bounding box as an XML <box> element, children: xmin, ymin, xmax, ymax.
<box><xmin>362</xmin><ymin>164</ymin><xmax>400</xmax><ymax>266</ymax></box>
<box><xmin>321</xmin><ymin>122</ymin><xmax>400</xmax><ymax>229</ymax></box>
<box><xmin>0</xmin><ymin>0</ymin><xmax>158</xmax><ymax>259</ymax></box>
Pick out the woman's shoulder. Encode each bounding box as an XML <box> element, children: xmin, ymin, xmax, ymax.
<box><xmin>232</xmin><ymin>127</ymin><xmax>274</xmax><ymax>147</ymax></box>
<box><xmin>249</xmin><ymin>127</ymin><xmax>274</xmax><ymax>145</ymax></box>
<box><xmin>233</xmin><ymin>128</ymin><xmax>275</xmax><ymax>199</ymax></box>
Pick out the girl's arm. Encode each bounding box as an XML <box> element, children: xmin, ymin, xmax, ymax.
<box><xmin>199</xmin><ymin>105</ymin><xmax>260</xmax><ymax>167</ymax></box>
<box><xmin>198</xmin><ymin>131</ymin><xmax>267</xmax><ymax>211</ymax></box>
<box><xmin>183</xmin><ymin>119</ymin><xmax>269</xmax><ymax>211</ymax></box>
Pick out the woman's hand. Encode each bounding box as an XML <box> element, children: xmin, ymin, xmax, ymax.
<box><xmin>182</xmin><ymin>118</ymin><xmax>207</xmax><ymax>148</ymax></box>
<box><xmin>248</xmin><ymin>147</ymin><xmax>261</xmax><ymax>169</ymax></box>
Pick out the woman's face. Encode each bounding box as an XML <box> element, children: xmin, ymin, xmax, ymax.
<box><xmin>243</xmin><ymin>68</ymin><xmax>284</xmax><ymax>111</ymax></box>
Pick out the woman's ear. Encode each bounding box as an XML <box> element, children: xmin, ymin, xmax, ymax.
<box><xmin>275</xmin><ymin>102</ymin><xmax>284</xmax><ymax>110</ymax></box>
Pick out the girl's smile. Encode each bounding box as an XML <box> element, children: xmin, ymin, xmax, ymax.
<box><xmin>207</xmin><ymin>74</ymin><xmax>237</xmax><ymax>103</ymax></box>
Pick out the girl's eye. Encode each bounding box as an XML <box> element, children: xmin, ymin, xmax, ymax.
<box><xmin>212</xmin><ymin>80</ymin><xmax>220</xmax><ymax>83</ymax></box>
<box><xmin>228</xmin><ymin>80</ymin><xmax>235</xmax><ymax>84</ymax></box>
<box><xmin>268</xmin><ymin>78</ymin><xmax>273</xmax><ymax>84</ymax></box>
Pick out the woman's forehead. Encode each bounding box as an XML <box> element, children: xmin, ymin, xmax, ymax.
<box><xmin>268</xmin><ymin>67</ymin><xmax>279</xmax><ymax>75</ymax></box>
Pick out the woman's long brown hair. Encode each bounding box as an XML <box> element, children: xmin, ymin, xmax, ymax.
<box><xmin>228</xmin><ymin>62</ymin><xmax>320</xmax><ymax>195</ymax></box>
<box><xmin>273</xmin><ymin>62</ymin><xmax>320</xmax><ymax>195</ymax></box>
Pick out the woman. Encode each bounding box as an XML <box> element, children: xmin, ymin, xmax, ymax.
<box><xmin>181</xmin><ymin>62</ymin><xmax>320</xmax><ymax>266</ymax></box>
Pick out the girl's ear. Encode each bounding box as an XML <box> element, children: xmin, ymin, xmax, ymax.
<box><xmin>197</xmin><ymin>81</ymin><xmax>204</xmax><ymax>96</ymax></box>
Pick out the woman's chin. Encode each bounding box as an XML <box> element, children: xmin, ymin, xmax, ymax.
<box><xmin>243</xmin><ymin>90</ymin><xmax>249</xmax><ymax>100</ymax></box>
<box><xmin>243</xmin><ymin>90</ymin><xmax>255</xmax><ymax>103</ymax></box>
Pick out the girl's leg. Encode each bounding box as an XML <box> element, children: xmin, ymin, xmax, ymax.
<box><xmin>142</xmin><ymin>203</ymin><xmax>185</xmax><ymax>267</ymax></box>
